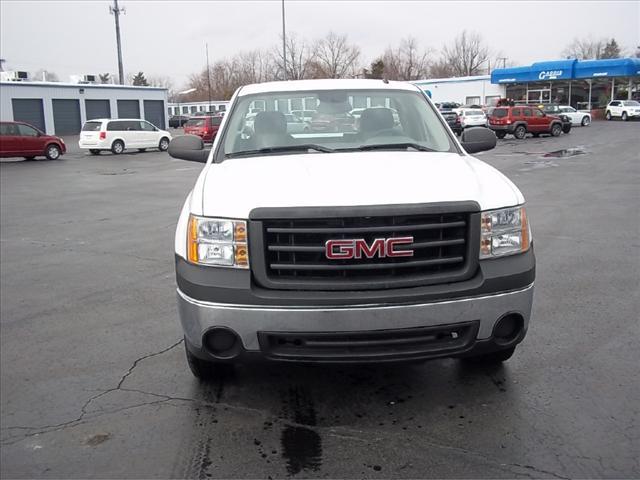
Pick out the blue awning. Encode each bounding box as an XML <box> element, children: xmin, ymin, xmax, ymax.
<box><xmin>574</xmin><ymin>58</ymin><xmax>640</xmax><ymax>79</ymax></box>
<box><xmin>491</xmin><ymin>66</ymin><xmax>534</xmax><ymax>84</ymax></box>
<box><xmin>491</xmin><ymin>60</ymin><xmax>576</xmax><ymax>83</ymax></box>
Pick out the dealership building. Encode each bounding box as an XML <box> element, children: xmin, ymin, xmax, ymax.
<box><xmin>0</xmin><ymin>81</ymin><xmax>169</xmax><ymax>135</ymax></box>
<box><xmin>414</xmin><ymin>57</ymin><xmax>640</xmax><ymax>110</ymax></box>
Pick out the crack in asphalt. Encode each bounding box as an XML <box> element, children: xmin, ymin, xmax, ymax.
<box><xmin>1</xmin><ymin>339</ymin><xmax>184</xmax><ymax>445</ymax></box>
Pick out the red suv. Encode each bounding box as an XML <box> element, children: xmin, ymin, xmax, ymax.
<box><xmin>183</xmin><ymin>115</ymin><xmax>223</xmax><ymax>143</ymax></box>
<box><xmin>487</xmin><ymin>106</ymin><xmax>563</xmax><ymax>139</ymax></box>
<box><xmin>0</xmin><ymin>121</ymin><xmax>66</xmax><ymax>160</ymax></box>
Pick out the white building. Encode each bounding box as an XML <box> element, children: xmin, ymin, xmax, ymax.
<box><xmin>413</xmin><ymin>75</ymin><xmax>505</xmax><ymax>106</ymax></box>
<box><xmin>168</xmin><ymin>100</ymin><xmax>230</xmax><ymax>116</ymax></box>
<box><xmin>0</xmin><ymin>81</ymin><xmax>169</xmax><ymax>135</ymax></box>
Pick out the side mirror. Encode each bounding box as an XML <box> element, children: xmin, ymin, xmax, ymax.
<box><xmin>460</xmin><ymin>127</ymin><xmax>496</xmax><ymax>154</ymax></box>
<box><xmin>168</xmin><ymin>134</ymin><xmax>210</xmax><ymax>163</ymax></box>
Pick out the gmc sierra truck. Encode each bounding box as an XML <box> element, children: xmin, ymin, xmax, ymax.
<box><xmin>169</xmin><ymin>79</ymin><xmax>535</xmax><ymax>379</ymax></box>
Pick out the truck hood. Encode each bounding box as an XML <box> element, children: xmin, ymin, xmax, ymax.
<box><xmin>198</xmin><ymin>151</ymin><xmax>523</xmax><ymax>218</ymax></box>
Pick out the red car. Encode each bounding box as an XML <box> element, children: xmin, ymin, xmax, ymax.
<box><xmin>183</xmin><ymin>115</ymin><xmax>223</xmax><ymax>143</ymax></box>
<box><xmin>0</xmin><ymin>121</ymin><xmax>66</xmax><ymax>160</ymax></box>
<box><xmin>487</xmin><ymin>106</ymin><xmax>564</xmax><ymax>139</ymax></box>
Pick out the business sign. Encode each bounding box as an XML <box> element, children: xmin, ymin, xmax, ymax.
<box><xmin>538</xmin><ymin>70</ymin><xmax>564</xmax><ymax>80</ymax></box>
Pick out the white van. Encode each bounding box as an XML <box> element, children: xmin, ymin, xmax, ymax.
<box><xmin>79</xmin><ymin>119</ymin><xmax>172</xmax><ymax>155</ymax></box>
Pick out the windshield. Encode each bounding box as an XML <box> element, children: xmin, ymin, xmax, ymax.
<box><xmin>464</xmin><ymin>110</ymin><xmax>484</xmax><ymax>116</ymax></box>
<box><xmin>624</xmin><ymin>101</ymin><xmax>640</xmax><ymax>106</ymax></box>
<box><xmin>219</xmin><ymin>89</ymin><xmax>455</xmax><ymax>159</ymax></box>
<box><xmin>185</xmin><ymin>119</ymin><xmax>205</xmax><ymax>127</ymax></box>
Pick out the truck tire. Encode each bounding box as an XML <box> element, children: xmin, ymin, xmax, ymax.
<box><xmin>159</xmin><ymin>137</ymin><xmax>170</xmax><ymax>151</ymax></box>
<box><xmin>185</xmin><ymin>340</ymin><xmax>234</xmax><ymax>380</ymax></box>
<box><xmin>467</xmin><ymin>346</ymin><xmax>516</xmax><ymax>364</ymax></box>
<box><xmin>562</xmin><ymin>123</ymin><xmax>571</xmax><ymax>134</ymax></box>
<box><xmin>581</xmin><ymin>116</ymin><xmax>590</xmax><ymax>126</ymax></box>
<box><xmin>621</xmin><ymin>112</ymin><xmax>628</xmax><ymax>121</ymax></box>
<box><xmin>551</xmin><ymin>123</ymin><xmax>562</xmax><ymax>137</ymax></box>
<box><xmin>513</xmin><ymin>125</ymin><xmax>527</xmax><ymax>139</ymax></box>
<box><xmin>111</xmin><ymin>140</ymin><xmax>125</xmax><ymax>155</ymax></box>
<box><xmin>605</xmin><ymin>111</ymin><xmax>612</xmax><ymax>120</ymax></box>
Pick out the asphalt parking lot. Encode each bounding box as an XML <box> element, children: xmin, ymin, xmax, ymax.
<box><xmin>1</xmin><ymin>122</ymin><xmax>639</xmax><ymax>479</ymax></box>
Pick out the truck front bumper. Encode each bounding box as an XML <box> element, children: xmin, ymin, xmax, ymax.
<box><xmin>178</xmin><ymin>282</ymin><xmax>534</xmax><ymax>363</ymax></box>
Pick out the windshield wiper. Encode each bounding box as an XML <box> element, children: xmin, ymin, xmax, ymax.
<box><xmin>339</xmin><ymin>143</ymin><xmax>436</xmax><ymax>153</ymax></box>
<box><xmin>225</xmin><ymin>144</ymin><xmax>334</xmax><ymax>158</ymax></box>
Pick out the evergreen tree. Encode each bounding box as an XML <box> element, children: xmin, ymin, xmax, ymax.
<box><xmin>365</xmin><ymin>59</ymin><xmax>385</xmax><ymax>79</ymax></box>
<box><xmin>601</xmin><ymin>39</ymin><xmax>622</xmax><ymax>59</ymax></box>
<box><xmin>132</xmin><ymin>72</ymin><xmax>149</xmax><ymax>86</ymax></box>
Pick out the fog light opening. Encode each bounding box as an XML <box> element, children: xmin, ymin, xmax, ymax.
<box><xmin>203</xmin><ymin>328</ymin><xmax>242</xmax><ymax>359</ymax></box>
<box><xmin>493</xmin><ymin>313</ymin><xmax>524</xmax><ymax>346</ymax></box>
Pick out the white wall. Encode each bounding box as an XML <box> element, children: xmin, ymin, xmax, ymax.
<box><xmin>0</xmin><ymin>82</ymin><xmax>168</xmax><ymax>134</ymax></box>
<box><xmin>414</xmin><ymin>76</ymin><xmax>505</xmax><ymax>106</ymax></box>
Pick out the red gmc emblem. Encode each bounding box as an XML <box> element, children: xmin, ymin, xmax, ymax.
<box><xmin>325</xmin><ymin>237</ymin><xmax>414</xmax><ymax>260</ymax></box>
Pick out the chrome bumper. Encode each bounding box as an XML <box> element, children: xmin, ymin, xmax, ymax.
<box><xmin>177</xmin><ymin>284</ymin><xmax>534</xmax><ymax>352</ymax></box>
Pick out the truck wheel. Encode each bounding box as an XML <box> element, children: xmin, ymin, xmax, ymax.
<box><xmin>581</xmin><ymin>116</ymin><xmax>590</xmax><ymax>126</ymax></box>
<box><xmin>467</xmin><ymin>346</ymin><xmax>516</xmax><ymax>364</ymax></box>
<box><xmin>513</xmin><ymin>125</ymin><xmax>527</xmax><ymax>139</ymax></box>
<box><xmin>89</xmin><ymin>149</ymin><xmax>101</xmax><ymax>155</ymax></box>
<box><xmin>551</xmin><ymin>124</ymin><xmax>562</xmax><ymax>136</ymax></box>
<box><xmin>185</xmin><ymin>341</ymin><xmax>234</xmax><ymax>380</ymax></box>
<box><xmin>495</xmin><ymin>131</ymin><xmax>506</xmax><ymax>139</ymax></box>
<box><xmin>605</xmin><ymin>111</ymin><xmax>612</xmax><ymax>120</ymax></box>
<box><xmin>562</xmin><ymin>124</ymin><xmax>571</xmax><ymax>134</ymax></box>
<box><xmin>111</xmin><ymin>140</ymin><xmax>125</xmax><ymax>155</ymax></box>
<box><xmin>45</xmin><ymin>144</ymin><xmax>61</xmax><ymax>160</ymax></box>
<box><xmin>621</xmin><ymin>112</ymin><xmax>628</xmax><ymax>121</ymax></box>
<box><xmin>159</xmin><ymin>137</ymin><xmax>170</xmax><ymax>151</ymax></box>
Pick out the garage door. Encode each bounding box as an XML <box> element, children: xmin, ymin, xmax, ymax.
<box><xmin>117</xmin><ymin>100</ymin><xmax>140</xmax><ymax>118</ymax></box>
<box><xmin>12</xmin><ymin>99</ymin><xmax>46</xmax><ymax>132</ymax></box>
<box><xmin>85</xmin><ymin>100</ymin><xmax>111</xmax><ymax>120</ymax></box>
<box><xmin>52</xmin><ymin>99</ymin><xmax>81</xmax><ymax>135</ymax></box>
<box><xmin>144</xmin><ymin>100</ymin><xmax>165</xmax><ymax>129</ymax></box>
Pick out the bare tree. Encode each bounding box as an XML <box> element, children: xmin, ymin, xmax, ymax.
<box><xmin>237</xmin><ymin>50</ymin><xmax>277</xmax><ymax>84</ymax></box>
<box><xmin>429</xmin><ymin>58</ymin><xmax>456</xmax><ymax>78</ymax></box>
<box><xmin>562</xmin><ymin>37</ymin><xmax>606</xmax><ymax>60</ymax></box>
<box><xmin>441</xmin><ymin>30</ymin><xmax>490</xmax><ymax>76</ymax></box>
<box><xmin>309</xmin><ymin>32</ymin><xmax>361</xmax><ymax>78</ymax></box>
<box><xmin>383</xmin><ymin>37</ymin><xmax>432</xmax><ymax>80</ymax></box>
<box><xmin>272</xmin><ymin>33</ymin><xmax>313</xmax><ymax>80</ymax></box>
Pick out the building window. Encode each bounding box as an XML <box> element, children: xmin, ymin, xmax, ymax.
<box><xmin>190</xmin><ymin>106</ymin><xmax>197</xmax><ymax>113</ymax></box>
<box><xmin>182</xmin><ymin>106</ymin><xmax>189</xmax><ymax>114</ymax></box>
<box><xmin>465</xmin><ymin>96</ymin><xmax>481</xmax><ymax>106</ymax></box>
<box><xmin>485</xmin><ymin>95</ymin><xmax>501</xmax><ymax>106</ymax></box>
<box><xmin>505</xmin><ymin>85</ymin><xmax>527</xmax><ymax>103</ymax></box>
<box><xmin>218</xmin><ymin>104</ymin><xmax>226</xmax><ymax>111</ymax></box>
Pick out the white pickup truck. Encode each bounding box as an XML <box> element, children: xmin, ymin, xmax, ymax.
<box><xmin>169</xmin><ymin>79</ymin><xmax>535</xmax><ymax>379</ymax></box>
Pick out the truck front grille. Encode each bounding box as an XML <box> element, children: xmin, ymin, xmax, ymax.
<box><xmin>249</xmin><ymin>203</ymin><xmax>480</xmax><ymax>291</ymax></box>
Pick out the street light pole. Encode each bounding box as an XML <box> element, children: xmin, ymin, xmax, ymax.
<box><xmin>110</xmin><ymin>0</ymin><xmax>125</xmax><ymax>84</ymax></box>
<box><xmin>206</xmin><ymin>43</ymin><xmax>213</xmax><ymax>113</ymax></box>
<box><xmin>281</xmin><ymin>0</ymin><xmax>287</xmax><ymax>80</ymax></box>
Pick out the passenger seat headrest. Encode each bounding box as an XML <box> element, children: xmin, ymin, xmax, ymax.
<box><xmin>254</xmin><ymin>111</ymin><xmax>287</xmax><ymax>135</ymax></box>
<box><xmin>359</xmin><ymin>108</ymin><xmax>395</xmax><ymax>133</ymax></box>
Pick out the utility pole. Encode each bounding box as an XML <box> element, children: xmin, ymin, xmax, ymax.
<box><xmin>206</xmin><ymin>43</ymin><xmax>213</xmax><ymax>113</ymax></box>
<box><xmin>281</xmin><ymin>0</ymin><xmax>287</xmax><ymax>80</ymax></box>
<box><xmin>498</xmin><ymin>57</ymin><xmax>507</xmax><ymax>69</ymax></box>
<box><xmin>109</xmin><ymin>0</ymin><xmax>125</xmax><ymax>84</ymax></box>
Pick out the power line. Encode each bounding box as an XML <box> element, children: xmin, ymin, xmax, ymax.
<box><xmin>109</xmin><ymin>0</ymin><xmax>125</xmax><ymax>84</ymax></box>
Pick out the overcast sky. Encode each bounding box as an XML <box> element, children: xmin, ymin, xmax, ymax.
<box><xmin>1</xmin><ymin>0</ymin><xmax>639</xmax><ymax>88</ymax></box>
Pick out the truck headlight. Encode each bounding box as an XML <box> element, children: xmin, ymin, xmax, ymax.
<box><xmin>187</xmin><ymin>215</ymin><xmax>249</xmax><ymax>268</ymax></box>
<box><xmin>480</xmin><ymin>206</ymin><xmax>530</xmax><ymax>259</ymax></box>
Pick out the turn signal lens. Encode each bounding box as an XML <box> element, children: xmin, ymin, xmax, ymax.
<box><xmin>187</xmin><ymin>215</ymin><xmax>249</xmax><ymax>268</ymax></box>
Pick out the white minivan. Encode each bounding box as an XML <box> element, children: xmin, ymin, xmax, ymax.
<box><xmin>79</xmin><ymin>119</ymin><xmax>172</xmax><ymax>155</ymax></box>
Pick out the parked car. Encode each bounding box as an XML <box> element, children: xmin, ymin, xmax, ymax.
<box><xmin>437</xmin><ymin>103</ymin><xmax>462</xmax><ymax>135</ymax></box>
<box><xmin>487</xmin><ymin>106</ymin><xmax>564</xmax><ymax>139</ymax></box>
<box><xmin>169</xmin><ymin>115</ymin><xmax>190</xmax><ymax>128</ymax></box>
<box><xmin>167</xmin><ymin>79</ymin><xmax>534</xmax><ymax>379</ymax></box>
<box><xmin>284</xmin><ymin>114</ymin><xmax>310</xmax><ymax>134</ymax></box>
<box><xmin>557</xmin><ymin>106</ymin><xmax>591</xmax><ymax>126</ymax></box>
<box><xmin>183</xmin><ymin>115</ymin><xmax>223</xmax><ymax>143</ymax></box>
<box><xmin>537</xmin><ymin>105</ymin><xmax>573</xmax><ymax>133</ymax></box>
<box><xmin>605</xmin><ymin>100</ymin><xmax>640</xmax><ymax>121</ymax></box>
<box><xmin>309</xmin><ymin>111</ymin><xmax>356</xmax><ymax>133</ymax></box>
<box><xmin>291</xmin><ymin>110</ymin><xmax>317</xmax><ymax>122</ymax></box>
<box><xmin>78</xmin><ymin>119</ymin><xmax>172</xmax><ymax>154</ymax></box>
<box><xmin>0</xmin><ymin>121</ymin><xmax>66</xmax><ymax>160</ymax></box>
<box><xmin>458</xmin><ymin>108</ymin><xmax>487</xmax><ymax>129</ymax></box>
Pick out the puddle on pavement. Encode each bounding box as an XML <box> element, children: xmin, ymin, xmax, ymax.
<box><xmin>543</xmin><ymin>147</ymin><xmax>587</xmax><ymax>158</ymax></box>
<box><xmin>279</xmin><ymin>386</ymin><xmax>322</xmax><ymax>475</ymax></box>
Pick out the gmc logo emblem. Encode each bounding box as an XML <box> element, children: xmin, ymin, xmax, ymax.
<box><xmin>325</xmin><ymin>237</ymin><xmax>414</xmax><ymax>260</ymax></box>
